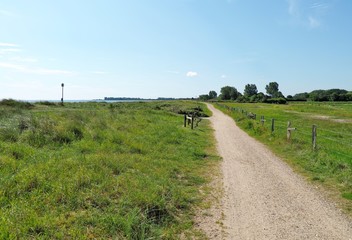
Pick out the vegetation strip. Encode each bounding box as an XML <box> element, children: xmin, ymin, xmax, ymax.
<box><xmin>0</xmin><ymin>100</ymin><xmax>218</xmax><ymax>239</ymax></box>
<box><xmin>214</xmin><ymin>102</ymin><xmax>352</xmax><ymax>214</ymax></box>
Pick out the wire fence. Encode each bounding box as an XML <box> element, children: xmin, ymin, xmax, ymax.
<box><xmin>215</xmin><ymin>103</ymin><xmax>352</xmax><ymax>155</ymax></box>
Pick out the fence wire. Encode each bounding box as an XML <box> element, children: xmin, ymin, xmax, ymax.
<box><xmin>319</xmin><ymin>128</ymin><xmax>352</xmax><ymax>138</ymax></box>
<box><xmin>215</xmin><ymin>103</ymin><xmax>352</xmax><ymax>154</ymax></box>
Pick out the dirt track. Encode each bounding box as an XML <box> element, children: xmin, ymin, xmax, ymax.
<box><xmin>203</xmin><ymin>103</ymin><xmax>352</xmax><ymax>239</ymax></box>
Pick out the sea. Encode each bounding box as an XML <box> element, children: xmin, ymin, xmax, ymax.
<box><xmin>25</xmin><ymin>99</ymin><xmax>156</xmax><ymax>103</ymax></box>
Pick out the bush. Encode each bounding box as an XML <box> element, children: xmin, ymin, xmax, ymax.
<box><xmin>0</xmin><ymin>99</ymin><xmax>34</xmax><ymax>109</ymax></box>
<box><xmin>264</xmin><ymin>98</ymin><xmax>287</xmax><ymax>104</ymax></box>
<box><xmin>36</xmin><ymin>101</ymin><xmax>57</xmax><ymax>106</ymax></box>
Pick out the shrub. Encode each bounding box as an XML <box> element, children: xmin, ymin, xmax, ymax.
<box><xmin>0</xmin><ymin>99</ymin><xmax>34</xmax><ymax>109</ymax></box>
<box><xmin>36</xmin><ymin>101</ymin><xmax>57</xmax><ymax>106</ymax></box>
<box><xmin>264</xmin><ymin>98</ymin><xmax>287</xmax><ymax>104</ymax></box>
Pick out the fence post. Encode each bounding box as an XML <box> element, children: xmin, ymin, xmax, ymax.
<box><xmin>287</xmin><ymin>121</ymin><xmax>296</xmax><ymax>141</ymax></box>
<box><xmin>287</xmin><ymin>121</ymin><xmax>291</xmax><ymax>141</ymax></box>
<box><xmin>271</xmin><ymin>119</ymin><xmax>275</xmax><ymax>133</ymax></box>
<box><xmin>191</xmin><ymin>114</ymin><xmax>194</xmax><ymax>130</ymax></box>
<box><xmin>261</xmin><ymin>116</ymin><xmax>265</xmax><ymax>126</ymax></box>
<box><xmin>312</xmin><ymin>125</ymin><xmax>317</xmax><ymax>150</ymax></box>
<box><xmin>184</xmin><ymin>114</ymin><xmax>187</xmax><ymax>127</ymax></box>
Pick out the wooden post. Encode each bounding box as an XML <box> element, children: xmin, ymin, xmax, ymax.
<box><xmin>191</xmin><ymin>114</ymin><xmax>194</xmax><ymax>130</ymax></box>
<box><xmin>312</xmin><ymin>125</ymin><xmax>317</xmax><ymax>150</ymax></box>
<box><xmin>287</xmin><ymin>121</ymin><xmax>296</xmax><ymax>141</ymax></box>
<box><xmin>254</xmin><ymin>114</ymin><xmax>256</xmax><ymax>120</ymax></box>
<box><xmin>287</xmin><ymin>121</ymin><xmax>291</xmax><ymax>140</ymax></box>
<box><xmin>184</xmin><ymin>114</ymin><xmax>187</xmax><ymax>127</ymax></box>
<box><xmin>271</xmin><ymin>119</ymin><xmax>275</xmax><ymax>133</ymax></box>
<box><xmin>261</xmin><ymin>116</ymin><xmax>265</xmax><ymax>126</ymax></box>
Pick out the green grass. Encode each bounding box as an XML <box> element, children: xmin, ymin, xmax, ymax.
<box><xmin>0</xmin><ymin>100</ymin><xmax>218</xmax><ymax>239</ymax></box>
<box><xmin>214</xmin><ymin>102</ymin><xmax>352</xmax><ymax>213</ymax></box>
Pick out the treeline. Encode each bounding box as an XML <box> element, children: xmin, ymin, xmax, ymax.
<box><xmin>199</xmin><ymin>83</ymin><xmax>351</xmax><ymax>103</ymax></box>
<box><xmin>288</xmin><ymin>89</ymin><xmax>352</xmax><ymax>102</ymax></box>
<box><xmin>199</xmin><ymin>82</ymin><xmax>287</xmax><ymax>104</ymax></box>
<box><xmin>104</xmin><ymin>97</ymin><xmax>145</xmax><ymax>100</ymax></box>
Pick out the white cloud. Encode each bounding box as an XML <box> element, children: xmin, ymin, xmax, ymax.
<box><xmin>0</xmin><ymin>62</ymin><xmax>74</xmax><ymax>75</ymax></box>
<box><xmin>0</xmin><ymin>43</ymin><xmax>75</xmax><ymax>76</ymax></box>
<box><xmin>186</xmin><ymin>71</ymin><xmax>198</xmax><ymax>77</ymax></box>
<box><xmin>221</xmin><ymin>75</ymin><xmax>227</xmax><ymax>79</ymax></box>
<box><xmin>310</xmin><ymin>2</ymin><xmax>329</xmax><ymax>10</ymax></box>
<box><xmin>10</xmin><ymin>56</ymin><xmax>37</xmax><ymax>63</ymax></box>
<box><xmin>0</xmin><ymin>48</ymin><xmax>21</xmax><ymax>54</ymax></box>
<box><xmin>0</xmin><ymin>42</ymin><xmax>19</xmax><ymax>47</ymax></box>
<box><xmin>286</xmin><ymin>0</ymin><xmax>330</xmax><ymax>29</ymax></box>
<box><xmin>1</xmin><ymin>80</ymin><xmax>43</xmax><ymax>90</ymax></box>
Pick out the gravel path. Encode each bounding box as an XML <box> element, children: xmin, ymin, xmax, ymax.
<box><xmin>204</xmin><ymin>103</ymin><xmax>352</xmax><ymax>240</ymax></box>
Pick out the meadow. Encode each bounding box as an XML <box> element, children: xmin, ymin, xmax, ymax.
<box><xmin>0</xmin><ymin>100</ymin><xmax>218</xmax><ymax>239</ymax></box>
<box><xmin>215</xmin><ymin>101</ymin><xmax>352</xmax><ymax>213</ymax></box>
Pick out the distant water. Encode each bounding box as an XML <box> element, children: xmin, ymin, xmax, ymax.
<box><xmin>25</xmin><ymin>99</ymin><xmax>156</xmax><ymax>103</ymax></box>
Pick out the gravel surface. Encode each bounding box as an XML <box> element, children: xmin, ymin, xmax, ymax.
<box><xmin>203</xmin><ymin>103</ymin><xmax>352</xmax><ymax>240</ymax></box>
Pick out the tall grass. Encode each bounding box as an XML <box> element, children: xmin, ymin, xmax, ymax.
<box><xmin>0</xmin><ymin>101</ymin><xmax>218</xmax><ymax>239</ymax></box>
<box><xmin>215</xmin><ymin>102</ymin><xmax>352</xmax><ymax>213</ymax></box>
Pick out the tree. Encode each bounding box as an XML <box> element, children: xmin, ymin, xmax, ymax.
<box><xmin>277</xmin><ymin>91</ymin><xmax>285</xmax><ymax>98</ymax></box>
<box><xmin>208</xmin><ymin>90</ymin><xmax>217</xmax><ymax>99</ymax></box>
<box><xmin>265</xmin><ymin>82</ymin><xmax>279</xmax><ymax>97</ymax></box>
<box><xmin>309</xmin><ymin>89</ymin><xmax>348</xmax><ymax>101</ymax></box>
<box><xmin>256</xmin><ymin>92</ymin><xmax>267</xmax><ymax>102</ymax></box>
<box><xmin>293</xmin><ymin>92</ymin><xmax>309</xmax><ymax>101</ymax></box>
<box><xmin>309</xmin><ymin>90</ymin><xmax>329</xmax><ymax>101</ymax></box>
<box><xmin>220</xmin><ymin>86</ymin><xmax>239</xmax><ymax>100</ymax></box>
<box><xmin>346</xmin><ymin>92</ymin><xmax>352</xmax><ymax>101</ymax></box>
<box><xmin>198</xmin><ymin>94</ymin><xmax>210</xmax><ymax>101</ymax></box>
<box><xmin>244</xmin><ymin>84</ymin><xmax>258</xmax><ymax>97</ymax></box>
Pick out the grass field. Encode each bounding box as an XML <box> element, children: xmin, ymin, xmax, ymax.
<box><xmin>0</xmin><ymin>100</ymin><xmax>218</xmax><ymax>239</ymax></box>
<box><xmin>215</xmin><ymin>101</ymin><xmax>352</xmax><ymax>213</ymax></box>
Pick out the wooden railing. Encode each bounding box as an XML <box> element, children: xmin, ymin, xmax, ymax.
<box><xmin>183</xmin><ymin>113</ymin><xmax>202</xmax><ymax>129</ymax></box>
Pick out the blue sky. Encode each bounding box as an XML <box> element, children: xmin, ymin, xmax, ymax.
<box><xmin>0</xmin><ymin>0</ymin><xmax>351</xmax><ymax>100</ymax></box>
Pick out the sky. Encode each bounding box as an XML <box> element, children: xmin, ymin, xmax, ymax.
<box><xmin>0</xmin><ymin>0</ymin><xmax>352</xmax><ymax>100</ymax></box>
